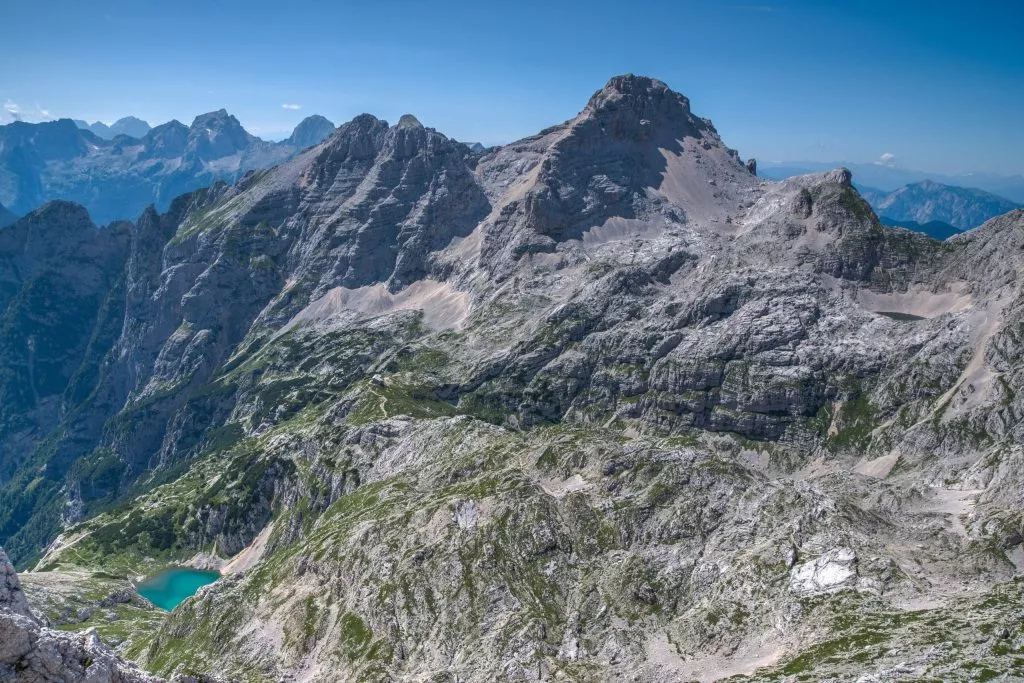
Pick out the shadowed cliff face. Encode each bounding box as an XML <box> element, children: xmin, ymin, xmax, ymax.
<box><xmin>4</xmin><ymin>77</ymin><xmax>1024</xmax><ymax>682</ymax></box>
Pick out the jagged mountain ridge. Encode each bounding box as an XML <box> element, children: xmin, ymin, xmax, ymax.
<box><xmin>0</xmin><ymin>111</ymin><xmax>337</xmax><ymax>224</ymax></box>
<box><xmin>74</xmin><ymin>116</ymin><xmax>153</xmax><ymax>140</ymax></box>
<box><xmin>861</xmin><ymin>179</ymin><xmax>1021</xmax><ymax>230</ymax></box>
<box><xmin>2</xmin><ymin>75</ymin><xmax>1024</xmax><ymax>681</ymax></box>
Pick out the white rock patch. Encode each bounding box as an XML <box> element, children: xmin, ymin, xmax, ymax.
<box><xmin>789</xmin><ymin>547</ymin><xmax>858</xmax><ymax>595</ymax></box>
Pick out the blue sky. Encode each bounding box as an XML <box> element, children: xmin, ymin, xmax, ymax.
<box><xmin>2</xmin><ymin>0</ymin><xmax>1021</xmax><ymax>175</ymax></box>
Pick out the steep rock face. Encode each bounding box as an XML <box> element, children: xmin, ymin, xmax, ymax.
<box><xmin>6</xmin><ymin>77</ymin><xmax>1024</xmax><ymax>681</ymax></box>
<box><xmin>0</xmin><ymin>203</ymin><xmax>130</xmax><ymax>560</ymax></box>
<box><xmin>282</xmin><ymin>113</ymin><xmax>489</xmax><ymax>295</ymax></box>
<box><xmin>0</xmin><ymin>549</ymin><xmax>32</xmax><ymax>617</ymax></box>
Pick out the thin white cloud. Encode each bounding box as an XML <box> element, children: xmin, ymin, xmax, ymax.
<box><xmin>281</xmin><ymin>103</ymin><xmax>302</xmax><ymax>110</ymax></box>
<box><xmin>2</xmin><ymin>100</ymin><xmax>56</xmax><ymax>124</ymax></box>
<box><xmin>875</xmin><ymin>152</ymin><xmax>896</xmax><ymax>166</ymax></box>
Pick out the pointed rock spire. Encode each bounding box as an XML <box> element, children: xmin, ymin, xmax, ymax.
<box><xmin>0</xmin><ymin>548</ymin><xmax>34</xmax><ymax>620</ymax></box>
<box><xmin>397</xmin><ymin>114</ymin><xmax>424</xmax><ymax>129</ymax></box>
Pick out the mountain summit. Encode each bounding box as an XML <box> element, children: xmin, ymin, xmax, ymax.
<box><xmin>584</xmin><ymin>74</ymin><xmax>692</xmax><ymax>123</ymax></box>
<box><xmin>286</xmin><ymin>114</ymin><xmax>336</xmax><ymax>148</ymax></box>
<box><xmin>184</xmin><ymin>109</ymin><xmax>259</xmax><ymax>161</ymax></box>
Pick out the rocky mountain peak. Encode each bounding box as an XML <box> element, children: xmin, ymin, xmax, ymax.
<box><xmin>109</xmin><ymin>115</ymin><xmax>151</xmax><ymax>138</ymax></box>
<box><xmin>188</xmin><ymin>109</ymin><xmax>250</xmax><ymax>141</ymax></box>
<box><xmin>0</xmin><ymin>119</ymin><xmax>91</xmax><ymax>161</ymax></box>
<box><xmin>185</xmin><ymin>109</ymin><xmax>257</xmax><ymax>161</ymax></box>
<box><xmin>583</xmin><ymin>74</ymin><xmax>692</xmax><ymax>125</ymax></box>
<box><xmin>313</xmin><ymin>113</ymin><xmax>462</xmax><ymax>167</ymax></box>
<box><xmin>386</xmin><ymin>114</ymin><xmax>457</xmax><ymax>161</ymax></box>
<box><xmin>190</xmin><ymin>108</ymin><xmax>233</xmax><ymax>128</ymax></box>
<box><xmin>286</xmin><ymin>114</ymin><xmax>335</xmax><ymax>149</ymax></box>
<box><xmin>313</xmin><ymin>114</ymin><xmax>391</xmax><ymax>165</ymax></box>
<box><xmin>141</xmin><ymin>120</ymin><xmax>189</xmax><ymax>159</ymax></box>
<box><xmin>396</xmin><ymin>114</ymin><xmax>424</xmax><ymax>129</ymax></box>
<box><xmin>826</xmin><ymin>167</ymin><xmax>854</xmax><ymax>186</ymax></box>
<box><xmin>75</xmin><ymin>116</ymin><xmax>152</xmax><ymax>140</ymax></box>
<box><xmin>3</xmin><ymin>201</ymin><xmax>96</xmax><ymax>252</ymax></box>
<box><xmin>0</xmin><ymin>548</ymin><xmax>33</xmax><ymax>619</ymax></box>
<box><xmin>475</xmin><ymin>74</ymin><xmax>754</xmax><ymax>269</ymax></box>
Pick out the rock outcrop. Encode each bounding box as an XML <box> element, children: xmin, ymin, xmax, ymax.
<box><xmin>789</xmin><ymin>547</ymin><xmax>858</xmax><ymax>595</ymax></box>
<box><xmin>1</xmin><ymin>549</ymin><xmax>164</xmax><ymax>682</ymax></box>
<box><xmin>0</xmin><ymin>550</ymin><xmax>32</xmax><ymax>618</ymax></box>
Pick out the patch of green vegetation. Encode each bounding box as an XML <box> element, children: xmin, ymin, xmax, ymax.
<box><xmin>807</xmin><ymin>402</ymin><xmax>834</xmax><ymax>437</ymax></box>
<box><xmin>166</xmin><ymin>195</ymin><xmax>235</xmax><ymax>247</ymax></box>
<box><xmin>998</xmin><ymin>374</ymin><xmax>1017</xmax><ymax>406</ymax></box>
<box><xmin>340</xmin><ymin>612</ymin><xmax>372</xmax><ymax>659</ymax></box>
<box><xmin>389</xmin><ymin>347</ymin><xmax>451</xmax><ymax>373</ymax></box>
<box><xmin>781</xmin><ymin>630</ymin><xmax>889</xmax><ymax>675</ymax></box>
<box><xmin>827</xmin><ymin>394</ymin><xmax>877</xmax><ymax>452</ymax></box>
<box><xmin>457</xmin><ymin>390</ymin><xmax>513</xmax><ymax>425</ymax></box>
<box><xmin>346</xmin><ymin>378</ymin><xmax>456</xmax><ymax>424</ymax></box>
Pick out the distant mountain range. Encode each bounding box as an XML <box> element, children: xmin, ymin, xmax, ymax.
<box><xmin>0</xmin><ymin>111</ymin><xmax>336</xmax><ymax>223</ymax></box>
<box><xmin>877</xmin><ymin>217</ymin><xmax>963</xmax><ymax>241</ymax></box>
<box><xmin>760</xmin><ymin>161</ymin><xmax>1024</xmax><ymax>204</ymax></box>
<box><xmin>73</xmin><ymin>116</ymin><xmax>152</xmax><ymax>140</ymax></box>
<box><xmin>860</xmin><ymin>180</ymin><xmax>1020</xmax><ymax>231</ymax></box>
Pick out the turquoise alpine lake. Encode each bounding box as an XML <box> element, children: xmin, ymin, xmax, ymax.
<box><xmin>136</xmin><ymin>568</ymin><xmax>220</xmax><ymax>610</ymax></box>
